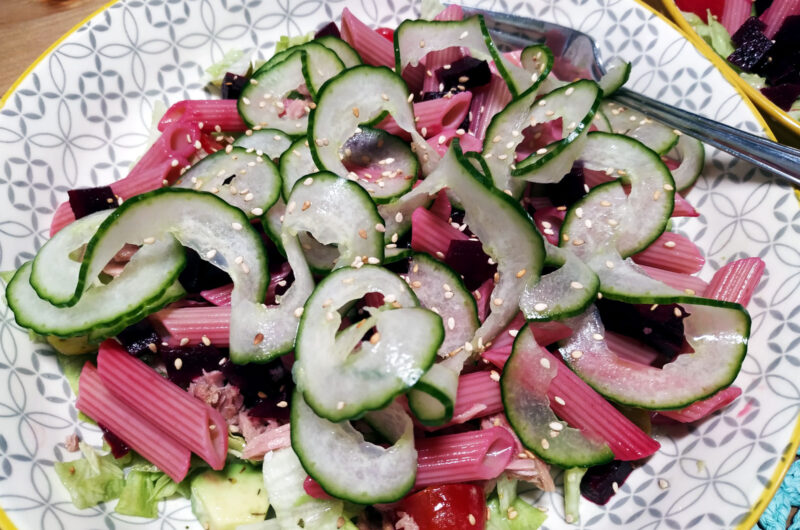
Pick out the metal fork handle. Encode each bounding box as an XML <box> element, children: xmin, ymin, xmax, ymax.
<box><xmin>612</xmin><ymin>88</ymin><xmax>800</xmax><ymax>187</ymax></box>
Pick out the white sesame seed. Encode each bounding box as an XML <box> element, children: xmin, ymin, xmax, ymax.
<box><xmin>605</xmin><ymin>260</ymin><xmax>615</xmax><ymax>269</ymax></box>
<box><xmin>201</xmin><ymin>335</ymin><xmax>211</xmax><ymax>346</ymax></box>
<box><xmin>658</xmin><ymin>479</ymin><xmax>670</xmax><ymax>489</ymax></box>
<box><xmin>592</xmin><ymin>333</ymin><xmax>604</xmax><ymax>341</ymax></box>
<box><xmin>493</xmin><ymin>298</ymin><xmax>503</xmax><ymax>306</ymax></box>
<box><xmin>540</xmin><ymin>357</ymin><xmax>551</xmax><ymax>369</ymax></box>
<box><xmin>459</xmin><ymin>30</ymin><xmax>469</xmax><ymax>39</ymax></box>
<box><xmin>664</xmin><ymin>240</ymin><xmax>677</xmax><ymax>248</ymax></box>
<box><xmin>231</xmin><ymin>222</ymin><xmax>243</xmax><ymax>231</ymax></box>
<box><xmin>174</xmin><ymin>358</ymin><xmax>183</xmax><ymax>369</ymax></box>
<box><xmin>447</xmin><ymin>317</ymin><xmax>456</xmax><ymax>330</ymax></box>
<box><xmin>674</xmin><ymin>307</ymin><xmax>682</xmax><ymax>317</ymax></box>
<box><xmin>534</xmin><ymin>302</ymin><xmax>548</xmax><ymax>312</ymax></box>
<box><xmin>554</xmin><ymin>396</ymin><xmax>566</xmax><ymax>405</ymax></box>
<box><xmin>549</xmin><ymin>421</ymin><xmax>563</xmax><ymax>431</ymax></box>
<box><xmin>294</xmin><ymin>307</ymin><xmax>304</xmax><ymax>318</ymax></box>
<box><xmin>337</xmin><ymin>401</ymin><xmax>345</xmax><ymax>410</ymax></box>
<box><xmin>205</xmin><ymin>249</ymin><xmax>217</xmax><ymax>259</ymax></box>
<box><xmin>571</xmin><ymin>350</ymin><xmax>583</xmax><ymax>359</ymax></box>
<box><xmin>565</xmin><ymin>87</ymin><xmax>575</xmax><ymax>96</ymax></box>
<box><xmin>541</xmin><ymin>439</ymin><xmax>550</xmax><ymax>449</ymax></box>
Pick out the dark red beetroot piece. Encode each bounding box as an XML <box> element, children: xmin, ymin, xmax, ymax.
<box><xmin>314</xmin><ymin>21</ymin><xmax>341</xmax><ymax>39</ymax></box>
<box><xmin>116</xmin><ymin>319</ymin><xmax>160</xmax><ymax>357</ymax></box>
<box><xmin>727</xmin><ymin>17</ymin><xmax>774</xmax><ymax>72</ymax></box>
<box><xmin>436</xmin><ymin>57</ymin><xmax>492</xmax><ymax>91</ymax></box>
<box><xmin>580</xmin><ymin>460</ymin><xmax>636</xmax><ymax>505</ymax></box>
<box><xmin>67</xmin><ymin>186</ymin><xmax>117</xmax><ymax>220</ymax></box>
<box><xmin>444</xmin><ymin>239</ymin><xmax>497</xmax><ymax>291</ymax></box>
<box><xmin>755</xmin><ymin>0</ymin><xmax>774</xmax><ymax>16</ymax></box>
<box><xmin>99</xmin><ymin>423</ymin><xmax>131</xmax><ymax>458</ymax></box>
<box><xmin>759</xmin><ymin>16</ymin><xmax>800</xmax><ymax>86</ymax></box>
<box><xmin>536</xmin><ymin>162</ymin><xmax>586</xmax><ymax>209</ymax></box>
<box><xmin>178</xmin><ymin>248</ymin><xmax>232</xmax><ymax>293</ymax></box>
<box><xmin>221</xmin><ymin>72</ymin><xmax>249</xmax><ymax>100</ymax></box>
<box><xmin>595</xmin><ymin>298</ymin><xmax>689</xmax><ymax>362</ymax></box>
<box><xmin>761</xmin><ymin>84</ymin><xmax>800</xmax><ymax>111</ymax></box>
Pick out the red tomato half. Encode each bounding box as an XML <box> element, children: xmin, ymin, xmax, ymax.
<box><xmin>376</xmin><ymin>27</ymin><xmax>395</xmax><ymax>41</ymax></box>
<box><xmin>399</xmin><ymin>484</ymin><xmax>486</xmax><ymax>530</ymax></box>
<box><xmin>674</xmin><ymin>0</ymin><xmax>725</xmax><ymax>23</ymax></box>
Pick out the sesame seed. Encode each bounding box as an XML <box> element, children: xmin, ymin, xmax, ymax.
<box><xmin>438</xmin><ymin>135</ymin><xmax>447</xmax><ymax>145</ymax></box>
<box><xmin>337</xmin><ymin>401</ymin><xmax>345</xmax><ymax>410</ymax></box>
<box><xmin>174</xmin><ymin>358</ymin><xmax>183</xmax><ymax>369</ymax></box>
<box><xmin>612</xmin><ymin>481</ymin><xmax>619</xmax><ymax>492</ymax></box>
<box><xmin>201</xmin><ymin>335</ymin><xmax>211</xmax><ymax>346</ymax></box>
<box><xmin>244</xmin><ymin>192</ymin><xmax>254</xmax><ymax>201</ymax></box>
<box><xmin>411</xmin><ymin>280</ymin><xmax>423</xmax><ymax>288</ymax></box>
<box><xmin>367</xmin><ymin>257</ymin><xmax>380</xmax><ymax>265</ymax></box>
<box><xmin>605</xmin><ymin>260</ymin><xmax>615</xmax><ymax>269</ymax></box>
<box><xmin>554</xmin><ymin>396</ymin><xmax>566</xmax><ymax>405</ymax></box>
<box><xmin>358</xmin><ymin>229</ymin><xmax>368</xmax><ymax>239</ymax></box>
<box><xmin>231</xmin><ymin>222</ymin><xmax>243</xmax><ymax>231</ymax></box>
<box><xmin>534</xmin><ymin>302</ymin><xmax>548</xmax><ymax>311</ymax></box>
<box><xmin>352</xmin><ymin>107</ymin><xmax>359</xmax><ymax>118</ymax></box>
<box><xmin>549</xmin><ymin>421</ymin><xmax>563</xmax><ymax>431</ymax></box>
<box><xmin>575</xmin><ymin>207</ymin><xmax>584</xmax><ymax>218</ymax></box>
<box><xmin>419</xmin><ymin>40</ymin><xmax>426</xmax><ymax>48</ymax></box>
<box><xmin>253</xmin><ymin>333</ymin><xmax>264</xmax><ymax>345</ymax></box>
<box><xmin>664</xmin><ymin>183</ymin><xmax>675</xmax><ymax>191</ymax></box>
<box><xmin>684</xmin><ymin>288</ymin><xmax>696</xmax><ymax>295</ymax></box>
<box><xmin>370</xmin><ymin>332</ymin><xmax>381</xmax><ymax>345</ymax></box>
<box><xmin>468</xmin><ymin>514</ymin><xmax>476</xmax><ymax>526</ymax></box>
<box><xmin>142</xmin><ymin>236</ymin><xmax>156</xmax><ymax>245</ymax></box>
<box><xmin>653</xmin><ymin>190</ymin><xmax>662</xmax><ymax>201</ymax></box>
<box><xmin>538</xmin><ymin>99</ymin><xmax>548</xmax><ymax>106</ymax></box>
<box><xmin>459</xmin><ymin>30</ymin><xmax>469</xmax><ymax>39</ymax></box>
<box><xmin>395</xmin><ymin>212</ymin><xmax>404</xmax><ymax>223</ymax></box>
<box><xmin>572</xmin><ymin>238</ymin><xmax>585</xmax><ymax>246</ymax></box>
<box><xmin>674</xmin><ymin>307</ymin><xmax>682</xmax><ymax>317</ymax></box>
<box><xmin>301</xmin><ymin>201</ymin><xmax>311</xmax><ymax>211</ymax></box>
<box><xmin>658</xmin><ymin>478</ymin><xmax>670</xmax><ymax>489</ymax></box>
<box><xmin>664</xmin><ymin>240</ymin><xmax>677</xmax><ymax>248</ymax></box>
<box><xmin>600</xmin><ymin>200</ymin><xmax>612</xmax><ymax>207</ymax></box>
<box><xmin>147</xmin><ymin>343</ymin><xmax>157</xmax><ymax>353</ymax></box>
<box><xmin>447</xmin><ymin>317</ymin><xmax>456</xmax><ymax>330</ymax></box>
<box><xmin>493</xmin><ymin>298</ymin><xmax>503</xmax><ymax>306</ymax></box>
<box><xmin>540</xmin><ymin>439</ymin><xmax>550</xmax><ymax>450</ymax></box>
<box><xmin>536</xmin><ymin>147</ymin><xmax>548</xmax><ymax>155</ymax></box>
<box><xmin>508</xmin><ymin>329</ymin><xmax>519</xmax><ymax>337</ymax></box>
<box><xmin>565</xmin><ymin>86</ymin><xmax>575</xmax><ymax>96</ymax></box>
<box><xmin>294</xmin><ymin>307</ymin><xmax>304</xmax><ymax>318</ymax></box>
<box><xmin>571</xmin><ymin>350</ymin><xmax>583</xmax><ymax>359</ymax></box>
<box><xmin>276</xmin><ymin>400</ymin><xmax>288</xmax><ymax>408</ymax></box>
<box><xmin>540</xmin><ymin>357</ymin><xmax>551</xmax><ymax>369</ymax></box>
<box><xmin>490</xmin><ymin>371</ymin><xmax>500</xmax><ymax>382</ymax></box>
<box><xmin>592</xmin><ymin>333</ymin><xmax>604</xmax><ymax>341</ymax></box>
<box><xmin>251</xmin><ymin>207</ymin><xmax>264</xmax><ymax>216</ymax></box>
<box><xmin>381</xmin><ymin>93</ymin><xmax>389</xmax><ymax>101</ymax></box>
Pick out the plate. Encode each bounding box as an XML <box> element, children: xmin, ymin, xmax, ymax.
<box><xmin>0</xmin><ymin>0</ymin><xmax>798</xmax><ymax>529</ymax></box>
<box><xmin>659</xmin><ymin>0</ymin><xmax>800</xmax><ymax>144</ymax></box>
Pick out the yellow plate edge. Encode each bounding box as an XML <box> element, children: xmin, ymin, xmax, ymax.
<box><xmin>0</xmin><ymin>0</ymin><xmax>120</xmax><ymax>110</ymax></box>
<box><xmin>658</xmin><ymin>0</ymin><xmax>796</xmax><ymax>140</ymax></box>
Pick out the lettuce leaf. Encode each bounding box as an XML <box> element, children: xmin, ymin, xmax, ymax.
<box><xmin>420</xmin><ymin>0</ymin><xmax>446</xmax><ymax>20</ymax></box>
<box><xmin>683</xmin><ymin>10</ymin><xmax>735</xmax><ymax>58</ymax></box>
<box><xmin>54</xmin><ymin>442</ymin><xmax>125</xmax><ymax>509</ymax></box>
<box><xmin>274</xmin><ymin>32</ymin><xmax>315</xmax><ymax>54</ymax></box>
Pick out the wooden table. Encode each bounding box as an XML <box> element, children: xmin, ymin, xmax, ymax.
<box><xmin>0</xmin><ymin>0</ymin><xmax>111</xmax><ymax>97</ymax></box>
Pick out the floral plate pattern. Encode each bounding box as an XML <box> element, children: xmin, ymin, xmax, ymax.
<box><xmin>0</xmin><ymin>0</ymin><xmax>798</xmax><ymax>529</ymax></box>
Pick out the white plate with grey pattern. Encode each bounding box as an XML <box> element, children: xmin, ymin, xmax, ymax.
<box><xmin>0</xmin><ymin>0</ymin><xmax>798</xmax><ymax>529</ymax></box>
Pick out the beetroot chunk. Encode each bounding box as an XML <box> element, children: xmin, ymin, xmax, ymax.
<box><xmin>761</xmin><ymin>83</ymin><xmax>800</xmax><ymax>110</ymax></box>
<box><xmin>68</xmin><ymin>186</ymin><xmax>117</xmax><ymax>219</ymax></box>
<box><xmin>728</xmin><ymin>17</ymin><xmax>773</xmax><ymax>72</ymax></box>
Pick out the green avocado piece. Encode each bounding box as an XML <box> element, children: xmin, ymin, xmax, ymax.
<box><xmin>486</xmin><ymin>495</ymin><xmax>547</xmax><ymax>530</ymax></box>
<box><xmin>190</xmin><ymin>461</ymin><xmax>269</xmax><ymax>530</ymax></box>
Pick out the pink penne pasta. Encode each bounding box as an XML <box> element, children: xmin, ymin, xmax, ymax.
<box><xmin>415</xmin><ymin>427</ymin><xmax>516</xmax><ymax>488</ymax></box>
<box><xmin>760</xmin><ymin>0</ymin><xmax>800</xmax><ymax>38</ymax></box>
<box><xmin>410</xmin><ymin>206</ymin><xmax>469</xmax><ymax>258</ymax></box>
<box><xmin>379</xmin><ymin>92</ymin><xmax>472</xmax><ymax>139</ymax></box>
<box><xmin>76</xmin><ymin>363</ymin><xmax>192</xmax><ymax>482</ymax></box>
<box><xmin>640</xmin><ymin>264</ymin><xmax>709</xmax><ymax>294</ymax></box>
<box><xmin>241</xmin><ymin>423</ymin><xmax>291</xmax><ymax>460</ymax></box>
<box><xmin>449</xmin><ymin>371</ymin><xmax>504</xmax><ymax>425</ymax></box>
<box><xmin>50</xmin><ymin>119</ymin><xmax>201</xmax><ymax>235</ymax></box>
<box><xmin>658</xmin><ymin>386</ymin><xmax>742</xmax><ymax>422</ymax></box>
<box><xmin>605</xmin><ymin>331</ymin><xmax>660</xmax><ymax>366</ymax></box>
<box><xmin>153</xmin><ymin>306</ymin><xmax>231</xmax><ymax>346</ymax></box>
<box><xmin>158</xmin><ymin>99</ymin><xmax>247</xmax><ymax>133</ymax></box>
<box><xmin>468</xmin><ymin>74</ymin><xmax>512</xmax><ymax>141</ymax></box>
<box><xmin>96</xmin><ymin>340</ymin><xmax>228</xmax><ymax>470</ymax></box>
<box><xmin>341</xmin><ymin>8</ymin><xmax>395</xmax><ymax>68</ymax></box>
<box><xmin>704</xmin><ymin>257</ymin><xmax>765</xmax><ymax>306</ymax></box>
<box><xmin>721</xmin><ymin>0</ymin><xmax>751</xmax><ymax>34</ymax></box>
<box><xmin>632</xmin><ymin>231</ymin><xmax>705</xmax><ymax>274</ymax></box>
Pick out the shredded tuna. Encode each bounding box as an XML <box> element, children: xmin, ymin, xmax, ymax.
<box><xmin>188</xmin><ymin>370</ymin><xmax>244</xmax><ymax>423</ymax></box>
<box><xmin>282</xmin><ymin>98</ymin><xmax>310</xmax><ymax>120</ymax></box>
<box><xmin>395</xmin><ymin>512</ymin><xmax>420</xmax><ymax>530</ymax></box>
<box><xmin>238</xmin><ymin>410</ymin><xmax>269</xmax><ymax>442</ymax></box>
<box><xmin>481</xmin><ymin>414</ymin><xmax>555</xmax><ymax>491</ymax></box>
<box><xmin>64</xmin><ymin>433</ymin><xmax>81</xmax><ymax>452</ymax></box>
<box><xmin>242</xmin><ymin>423</ymin><xmax>291</xmax><ymax>460</ymax></box>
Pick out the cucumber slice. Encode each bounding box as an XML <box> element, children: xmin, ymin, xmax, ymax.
<box><xmin>404</xmin><ymin>254</ymin><xmax>478</xmax><ymax>425</ymax></box>
<box><xmin>279</xmin><ymin>137</ymin><xmax>319</xmax><ymax>200</ymax></box>
<box><xmin>293</xmin><ymin>265</ymin><xmax>442</xmax><ymax>421</ymax></box>
<box><xmin>502</xmin><ymin>323</ymin><xmax>614</xmax><ymax>467</ymax></box>
<box><xmin>282</xmin><ymin>172</ymin><xmax>384</xmax><ymax>270</ymax></box>
<box><xmin>563</xmin><ymin>132</ymin><xmax>675</xmax><ymax>258</ymax></box>
<box><xmin>30</xmin><ymin>210</ymin><xmax>112</xmax><ymax>306</ymax></box>
<box><xmin>176</xmin><ymin>146</ymin><xmax>281</xmax><ymax>219</ymax></box>
<box><xmin>291</xmin><ymin>394</ymin><xmax>416</xmax><ymax>504</ymax></box>
<box><xmin>239</xmin><ymin>46</ymin><xmax>344</xmax><ymax>133</ymax></box>
<box><xmin>667</xmin><ymin>134</ymin><xmax>704</xmax><ymax>191</ymax></box>
<box><xmin>598</xmin><ymin>57</ymin><xmax>631</xmax><ymax>95</ymax></box>
<box><xmin>340</xmin><ymin>126</ymin><xmax>418</xmax><ymax>203</ymax></box>
<box><xmin>230</xmin><ymin>232</ymin><xmax>315</xmax><ymax>363</ymax></box>
<box><xmin>601</xmin><ymin>100</ymin><xmax>678</xmax><ymax>155</ymax></box>
<box><xmin>591</xmin><ymin>108</ymin><xmax>612</xmax><ymax>132</ymax></box>
<box><xmin>559</xmin><ymin>301</ymin><xmax>750</xmax><ymax>409</ymax></box>
<box><xmin>510</xmin><ymin>80</ymin><xmax>602</xmax><ymax>185</ymax></box>
<box><xmin>309</xmin><ymin>65</ymin><xmax>438</xmax><ymax>178</ymax></box>
<box><xmin>263</xmin><ymin>447</ymin><xmax>348</xmax><ymax>529</ymax></box>
<box><xmin>519</xmin><ymin>242</ymin><xmax>599</xmax><ymax>321</ymax></box>
<box><xmin>8</xmin><ymin>241</ymin><xmax>185</xmax><ymax>338</ymax></box>
<box><xmin>520</xmin><ymin>45</ymin><xmax>554</xmax><ymax>86</ymax></box>
<box><xmin>385</xmin><ymin>246</ymin><xmax>413</xmax><ymax>263</ymax></box>
<box><xmin>315</xmin><ymin>36</ymin><xmax>362</xmax><ymax>68</ymax></box>
<box><xmin>233</xmin><ymin>129</ymin><xmax>294</xmax><ymax>161</ymax></box>
<box><xmin>394</xmin><ymin>16</ymin><xmax>532</xmax><ymax>97</ymax></box>
<box><xmin>255</xmin><ymin>41</ymin><xmax>345</xmax><ymax>92</ymax></box>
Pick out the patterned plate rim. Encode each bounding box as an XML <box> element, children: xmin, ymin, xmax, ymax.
<box><xmin>0</xmin><ymin>1</ymin><xmax>796</xmax><ymax>529</ymax></box>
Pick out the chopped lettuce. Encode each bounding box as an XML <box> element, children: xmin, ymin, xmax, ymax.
<box><xmin>274</xmin><ymin>32</ymin><xmax>314</xmax><ymax>54</ymax></box>
<box><xmin>56</xmin><ymin>352</ymin><xmax>96</xmax><ymax>395</ymax></box>
<box><xmin>486</xmin><ymin>494</ymin><xmax>547</xmax><ymax>530</ymax></box>
<box><xmin>683</xmin><ymin>11</ymin><xmax>735</xmax><ymax>58</ymax></box>
<box><xmin>54</xmin><ymin>442</ymin><xmax>125</xmax><ymax>509</ymax></box>
<box><xmin>420</xmin><ymin>0</ymin><xmax>446</xmax><ymax>20</ymax></box>
<box><xmin>116</xmin><ymin>470</ymin><xmax>157</xmax><ymax>518</ymax></box>
<box><xmin>740</xmin><ymin>72</ymin><xmax>767</xmax><ymax>89</ymax></box>
<box><xmin>205</xmin><ymin>49</ymin><xmax>251</xmax><ymax>85</ymax></box>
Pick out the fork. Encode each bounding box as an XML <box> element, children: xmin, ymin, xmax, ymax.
<box><xmin>459</xmin><ymin>6</ymin><xmax>800</xmax><ymax>187</ymax></box>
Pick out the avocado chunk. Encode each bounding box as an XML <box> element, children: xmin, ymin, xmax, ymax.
<box><xmin>190</xmin><ymin>461</ymin><xmax>269</xmax><ymax>530</ymax></box>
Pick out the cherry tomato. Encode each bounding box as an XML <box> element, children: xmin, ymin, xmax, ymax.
<box><xmin>376</xmin><ymin>27</ymin><xmax>395</xmax><ymax>42</ymax></box>
<box><xmin>674</xmin><ymin>0</ymin><xmax>724</xmax><ymax>23</ymax></box>
<box><xmin>399</xmin><ymin>484</ymin><xmax>486</xmax><ymax>530</ymax></box>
